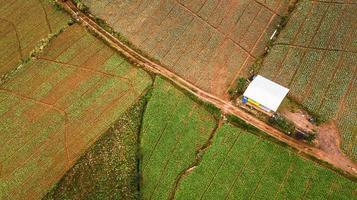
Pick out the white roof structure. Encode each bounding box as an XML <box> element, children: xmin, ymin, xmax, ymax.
<box><xmin>243</xmin><ymin>75</ymin><xmax>289</xmax><ymax>112</ymax></box>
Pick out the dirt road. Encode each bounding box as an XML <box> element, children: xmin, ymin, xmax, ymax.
<box><xmin>59</xmin><ymin>0</ymin><xmax>357</xmax><ymax>178</ymax></box>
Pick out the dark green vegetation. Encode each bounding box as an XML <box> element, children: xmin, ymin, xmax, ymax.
<box><xmin>43</xmin><ymin>92</ymin><xmax>149</xmax><ymax>200</ymax></box>
<box><xmin>259</xmin><ymin>0</ymin><xmax>357</xmax><ymax>159</ymax></box>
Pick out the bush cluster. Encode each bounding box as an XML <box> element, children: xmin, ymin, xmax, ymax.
<box><xmin>268</xmin><ymin>114</ymin><xmax>295</xmax><ymax>135</ymax></box>
<box><xmin>228</xmin><ymin>77</ymin><xmax>248</xmax><ymax>101</ymax></box>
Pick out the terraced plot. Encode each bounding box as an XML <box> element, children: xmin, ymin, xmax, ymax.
<box><xmin>141</xmin><ymin>77</ymin><xmax>216</xmax><ymax>199</ymax></box>
<box><xmin>0</xmin><ymin>24</ymin><xmax>151</xmax><ymax>200</ymax></box>
<box><xmin>259</xmin><ymin>1</ymin><xmax>357</xmax><ymax>159</ymax></box>
<box><xmin>0</xmin><ymin>0</ymin><xmax>69</xmax><ymax>76</ymax></box>
<box><xmin>82</xmin><ymin>0</ymin><xmax>292</xmax><ymax>98</ymax></box>
<box><xmin>174</xmin><ymin>123</ymin><xmax>356</xmax><ymax>200</ymax></box>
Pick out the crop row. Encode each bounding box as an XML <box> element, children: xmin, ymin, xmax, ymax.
<box><xmin>276</xmin><ymin>1</ymin><xmax>357</xmax><ymax>52</ymax></box>
<box><xmin>141</xmin><ymin>77</ymin><xmax>216</xmax><ymax>199</ymax></box>
<box><xmin>174</xmin><ymin>123</ymin><xmax>356</xmax><ymax>199</ymax></box>
<box><xmin>0</xmin><ymin>24</ymin><xmax>152</xmax><ymax>200</ymax></box>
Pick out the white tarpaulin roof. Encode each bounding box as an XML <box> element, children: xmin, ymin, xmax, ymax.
<box><xmin>243</xmin><ymin>75</ymin><xmax>289</xmax><ymax>112</ymax></box>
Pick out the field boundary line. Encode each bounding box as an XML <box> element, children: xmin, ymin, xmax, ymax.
<box><xmin>300</xmin><ymin>167</ymin><xmax>317</xmax><ymax>200</ymax></box>
<box><xmin>273</xmin><ymin>158</ymin><xmax>295</xmax><ymax>200</ymax></box>
<box><xmin>174</xmin><ymin>0</ymin><xmax>256</xmax><ymax>59</ymax></box>
<box><xmin>37</xmin><ymin>0</ymin><xmax>52</xmax><ymax>33</ymax></box>
<box><xmin>326</xmin><ymin>178</ymin><xmax>338</xmax><ymax>200</ymax></box>
<box><xmin>168</xmin><ymin>119</ymin><xmax>222</xmax><ymax>200</ymax></box>
<box><xmin>237</xmin><ymin>6</ymin><xmax>263</xmax><ymax>45</ymax></box>
<box><xmin>149</xmin><ymin>15</ymin><xmax>195</xmax><ymax>59</ymax></box>
<box><xmin>142</xmin><ymin>99</ymin><xmax>182</xmax><ymax>170</ymax></box>
<box><xmin>273</xmin><ymin>43</ymin><xmax>357</xmax><ymax>54</ymax></box>
<box><xmin>311</xmin><ymin>0</ymin><xmax>357</xmax><ymax>5</ymax></box>
<box><xmin>0</xmin><ymin>89</ymin><xmax>70</xmax><ymax>173</ymax></box>
<box><xmin>147</xmin><ymin>113</ymin><xmax>193</xmax><ymax>200</ymax></box>
<box><xmin>37</xmin><ymin>57</ymin><xmax>133</xmax><ymax>83</ymax></box>
<box><xmin>137</xmin><ymin>3</ymin><xmax>176</xmax><ymax>49</ymax></box>
<box><xmin>245</xmin><ymin>146</ymin><xmax>278</xmax><ymax>200</ymax></box>
<box><xmin>316</xmin><ymin>17</ymin><xmax>357</xmax><ymax>111</ymax></box>
<box><xmin>253</xmin><ymin>0</ymin><xmax>282</xmax><ymax>17</ymax></box>
<box><xmin>301</xmin><ymin>5</ymin><xmax>348</xmax><ymax>102</ymax></box>
<box><xmin>287</xmin><ymin>3</ymin><xmax>331</xmax><ymax>88</ymax></box>
<box><xmin>199</xmin><ymin>131</ymin><xmax>243</xmax><ymax>200</ymax></box>
<box><xmin>224</xmin><ymin>138</ymin><xmax>264</xmax><ymax>200</ymax></box>
<box><xmin>273</xmin><ymin>3</ymin><xmax>315</xmax><ymax>79</ymax></box>
<box><xmin>0</xmin><ymin>18</ymin><xmax>23</xmax><ymax>60</ymax></box>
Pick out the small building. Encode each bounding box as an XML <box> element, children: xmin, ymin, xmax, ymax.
<box><xmin>242</xmin><ymin>75</ymin><xmax>289</xmax><ymax>114</ymax></box>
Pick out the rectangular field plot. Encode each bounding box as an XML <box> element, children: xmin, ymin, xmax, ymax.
<box><xmin>173</xmin><ymin>124</ymin><xmax>356</xmax><ymax>200</ymax></box>
<box><xmin>0</xmin><ymin>0</ymin><xmax>69</xmax><ymax>76</ymax></box>
<box><xmin>0</xmin><ymin>24</ymin><xmax>152</xmax><ymax>200</ymax></box>
<box><xmin>140</xmin><ymin>77</ymin><xmax>216</xmax><ymax>200</ymax></box>
<box><xmin>82</xmin><ymin>0</ymin><xmax>291</xmax><ymax>98</ymax></box>
<box><xmin>260</xmin><ymin>0</ymin><xmax>357</xmax><ymax>160</ymax></box>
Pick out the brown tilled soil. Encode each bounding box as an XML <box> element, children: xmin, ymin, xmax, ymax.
<box><xmin>83</xmin><ymin>0</ymin><xmax>295</xmax><ymax>99</ymax></box>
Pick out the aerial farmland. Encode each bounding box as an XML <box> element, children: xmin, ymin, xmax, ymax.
<box><xmin>259</xmin><ymin>0</ymin><xmax>357</xmax><ymax>160</ymax></box>
<box><xmin>0</xmin><ymin>0</ymin><xmax>356</xmax><ymax>200</ymax></box>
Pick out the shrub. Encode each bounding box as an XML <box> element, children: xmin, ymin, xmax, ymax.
<box><xmin>268</xmin><ymin>114</ymin><xmax>295</xmax><ymax>135</ymax></box>
<box><xmin>228</xmin><ymin>77</ymin><xmax>248</xmax><ymax>100</ymax></box>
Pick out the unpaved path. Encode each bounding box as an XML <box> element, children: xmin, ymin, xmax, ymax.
<box><xmin>59</xmin><ymin>0</ymin><xmax>357</xmax><ymax>177</ymax></box>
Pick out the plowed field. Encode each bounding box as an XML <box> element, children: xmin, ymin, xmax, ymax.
<box><xmin>0</xmin><ymin>0</ymin><xmax>69</xmax><ymax>76</ymax></box>
<box><xmin>0</xmin><ymin>24</ymin><xmax>151</xmax><ymax>200</ymax></box>
<box><xmin>82</xmin><ymin>0</ymin><xmax>292</xmax><ymax>98</ymax></box>
<box><xmin>259</xmin><ymin>0</ymin><xmax>357</xmax><ymax>159</ymax></box>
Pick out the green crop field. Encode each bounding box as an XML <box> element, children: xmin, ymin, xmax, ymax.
<box><xmin>174</xmin><ymin>123</ymin><xmax>356</xmax><ymax>200</ymax></box>
<box><xmin>259</xmin><ymin>0</ymin><xmax>357</xmax><ymax>159</ymax></box>
<box><xmin>43</xmin><ymin>93</ymin><xmax>148</xmax><ymax>200</ymax></box>
<box><xmin>140</xmin><ymin>77</ymin><xmax>217</xmax><ymax>199</ymax></box>
<box><xmin>0</xmin><ymin>24</ymin><xmax>151</xmax><ymax>200</ymax></box>
<box><xmin>0</xmin><ymin>0</ymin><xmax>69</xmax><ymax>76</ymax></box>
<box><xmin>140</xmin><ymin>78</ymin><xmax>356</xmax><ymax>200</ymax></box>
